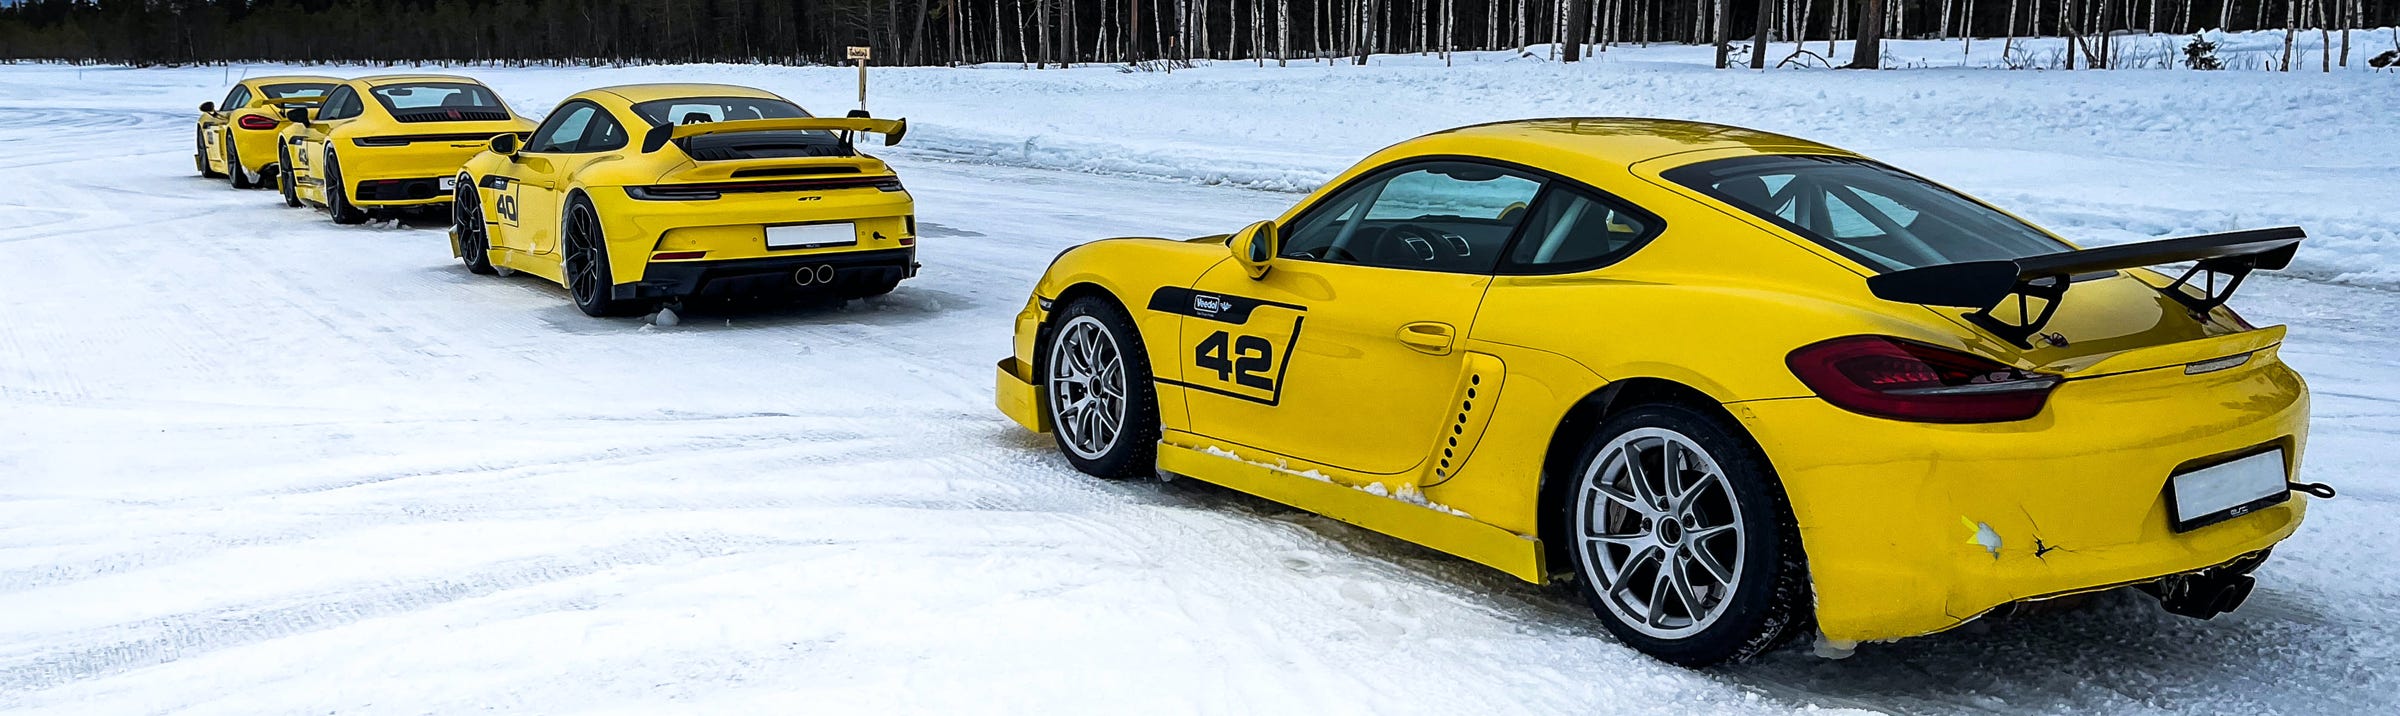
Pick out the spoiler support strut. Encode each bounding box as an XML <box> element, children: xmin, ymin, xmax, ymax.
<box><xmin>1865</xmin><ymin>227</ymin><xmax>2305</xmax><ymax>349</ymax></box>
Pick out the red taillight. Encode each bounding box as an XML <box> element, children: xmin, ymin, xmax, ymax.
<box><xmin>651</xmin><ymin>251</ymin><xmax>707</xmax><ymax>260</ymax></box>
<box><xmin>1786</xmin><ymin>336</ymin><xmax>2060</xmax><ymax>423</ymax></box>
<box><xmin>237</xmin><ymin>114</ymin><xmax>279</xmax><ymax>130</ymax></box>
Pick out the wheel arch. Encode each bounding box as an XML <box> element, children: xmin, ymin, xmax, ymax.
<box><xmin>1533</xmin><ymin>377</ymin><xmax>1800</xmax><ymax>583</ymax></box>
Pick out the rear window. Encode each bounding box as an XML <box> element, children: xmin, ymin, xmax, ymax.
<box><xmin>370</xmin><ymin>82</ymin><xmax>509</xmax><ymax>122</ymax></box>
<box><xmin>633</xmin><ymin>96</ymin><xmax>845</xmax><ymax>160</ymax></box>
<box><xmin>259</xmin><ymin>83</ymin><xmax>332</xmax><ymax>100</ymax></box>
<box><xmin>1663</xmin><ymin>155</ymin><xmax>2069</xmax><ymax>272</ymax></box>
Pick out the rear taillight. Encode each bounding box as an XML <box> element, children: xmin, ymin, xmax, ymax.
<box><xmin>1786</xmin><ymin>336</ymin><xmax>2060</xmax><ymax>423</ymax></box>
<box><xmin>237</xmin><ymin>114</ymin><xmax>279</xmax><ymax>130</ymax></box>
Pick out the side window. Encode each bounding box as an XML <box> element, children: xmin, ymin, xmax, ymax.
<box><xmin>221</xmin><ymin>87</ymin><xmax>249</xmax><ymax>109</ymax></box>
<box><xmin>1279</xmin><ymin>161</ymin><xmax>1545</xmax><ymax>273</ymax></box>
<box><xmin>317</xmin><ymin>87</ymin><xmax>361</xmax><ymax>120</ymax></box>
<box><xmin>1502</xmin><ymin>187</ymin><xmax>1660</xmax><ymax>273</ymax></box>
<box><xmin>527</xmin><ymin>103</ymin><xmax>599</xmax><ymax>153</ymax></box>
<box><xmin>577</xmin><ymin>107</ymin><xmax>628</xmax><ymax>152</ymax></box>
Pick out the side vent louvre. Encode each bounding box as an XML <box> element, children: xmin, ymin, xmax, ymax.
<box><xmin>1425</xmin><ymin>353</ymin><xmax>1505</xmax><ymax>487</ymax></box>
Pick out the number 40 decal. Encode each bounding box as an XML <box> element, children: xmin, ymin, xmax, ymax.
<box><xmin>1194</xmin><ymin>330</ymin><xmax>1276</xmax><ymax>391</ymax></box>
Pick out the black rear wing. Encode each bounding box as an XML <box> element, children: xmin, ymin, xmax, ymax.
<box><xmin>1865</xmin><ymin>227</ymin><xmax>2304</xmax><ymax>348</ymax></box>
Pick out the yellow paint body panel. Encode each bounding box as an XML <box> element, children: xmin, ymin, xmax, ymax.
<box><xmin>196</xmin><ymin>75</ymin><xmax>342</xmax><ymax>179</ymax></box>
<box><xmin>453</xmin><ymin>83</ymin><xmax>917</xmax><ymax>300</ymax></box>
<box><xmin>280</xmin><ymin>74</ymin><xmax>535</xmax><ymax>209</ymax></box>
<box><xmin>995</xmin><ymin>117</ymin><xmax>2314</xmax><ymax>646</ymax></box>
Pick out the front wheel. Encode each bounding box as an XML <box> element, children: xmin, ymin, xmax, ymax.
<box><xmin>277</xmin><ymin>144</ymin><xmax>301</xmax><ymax>207</ymax></box>
<box><xmin>1039</xmin><ymin>297</ymin><xmax>1160</xmax><ymax>479</ymax></box>
<box><xmin>225</xmin><ymin>132</ymin><xmax>254</xmax><ymax>189</ymax></box>
<box><xmin>1564</xmin><ymin>403</ymin><xmax>1809</xmax><ymax>666</ymax></box>
<box><xmin>451</xmin><ymin>176</ymin><xmax>496</xmax><ymax>275</ymax></box>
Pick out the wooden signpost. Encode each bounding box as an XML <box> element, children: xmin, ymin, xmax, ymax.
<box><xmin>847</xmin><ymin>46</ymin><xmax>870</xmax><ymax>113</ymax></box>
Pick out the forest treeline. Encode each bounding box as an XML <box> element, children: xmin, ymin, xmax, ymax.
<box><xmin>3</xmin><ymin>0</ymin><xmax>2396</xmax><ymax>70</ymax></box>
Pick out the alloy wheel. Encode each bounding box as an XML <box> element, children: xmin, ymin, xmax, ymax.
<box><xmin>1575</xmin><ymin>427</ymin><xmax>1748</xmax><ymax>640</ymax></box>
<box><xmin>1047</xmin><ymin>315</ymin><xmax>1128</xmax><ymax>460</ymax></box>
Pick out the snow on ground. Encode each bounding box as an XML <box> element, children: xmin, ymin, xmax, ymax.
<box><xmin>0</xmin><ymin>43</ymin><xmax>2396</xmax><ymax>714</ymax></box>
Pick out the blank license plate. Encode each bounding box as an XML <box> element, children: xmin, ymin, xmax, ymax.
<box><xmin>2167</xmin><ymin>449</ymin><xmax>2289</xmax><ymax>532</ymax></box>
<box><xmin>437</xmin><ymin>176</ymin><xmax>456</xmax><ymax>191</ymax></box>
<box><xmin>766</xmin><ymin>223</ymin><xmax>855</xmax><ymax>249</ymax></box>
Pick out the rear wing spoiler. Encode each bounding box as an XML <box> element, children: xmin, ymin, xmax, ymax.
<box><xmin>640</xmin><ymin>117</ymin><xmax>908</xmax><ymax>153</ymax></box>
<box><xmin>1866</xmin><ymin>227</ymin><xmax>2304</xmax><ymax>348</ymax></box>
<box><xmin>258</xmin><ymin>96</ymin><xmax>325</xmax><ymax>107</ymax></box>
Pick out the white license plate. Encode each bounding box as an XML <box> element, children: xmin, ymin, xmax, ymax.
<box><xmin>2168</xmin><ymin>449</ymin><xmax>2289</xmax><ymax>532</ymax></box>
<box><xmin>766</xmin><ymin>222</ymin><xmax>855</xmax><ymax>249</ymax></box>
<box><xmin>438</xmin><ymin>176</ymin><xmax>456</xmax><ymax>191</ymax></box>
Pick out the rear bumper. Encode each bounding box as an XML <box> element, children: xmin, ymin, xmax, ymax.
<box><xmin>1737</xmin><ymin>350</ymin><xmax>2311</xmax><ymax>643</ymax></box>
<box><xmin>613</xmin><ymin>247</ymin><xmax>917</xmax><ymax>300</ymax></box>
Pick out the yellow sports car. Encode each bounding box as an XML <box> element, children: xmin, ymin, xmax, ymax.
<box><xmin>277</xmin><ymin>74</ymin><xmax>534</xmax><ymax>224</ymax></box>
<box><xmin>995</xmin><ymin>118</ymin><xmax>2328</xmax><ymax>665</ymax></box>
<box><xmin>194</xmin><ymin>74</ymin><xmax>337</xmax><ymax>189</ymax></box>
<box><xmin>449</xmin><ymin>83</ymin><xmax>915</xmax><ymax>316</ymax></box>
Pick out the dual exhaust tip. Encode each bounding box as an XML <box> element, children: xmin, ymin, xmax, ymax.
<box><xmin>793</xmin><ymin>264</ymin><xmax>837</xmax><ymax>286</ymax></box>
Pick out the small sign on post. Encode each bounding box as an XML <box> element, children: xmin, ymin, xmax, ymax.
<box><xmin>847</xmin><ymin>46</ymin><xmax>871</xmax><ymax>113</ymax></box>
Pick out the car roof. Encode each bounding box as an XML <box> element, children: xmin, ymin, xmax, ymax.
<box><xmin>242</xmin><ymin>75</ymin><xmax>342</xmax><ymax>87</ymax></box>
<box><xmin>587</xmin><ymin>83</ymin><xmax>785</xmax><ymax>105</ymax></box>
<box><xmin>352</xmin><ymin>74</ymin><xmax>484</xmax><ymax>87</ymax></box>
<box><xmin>1412</xmin><ymin>117</ymin><xmax>1855</xmax><ymax>171</ymax></box>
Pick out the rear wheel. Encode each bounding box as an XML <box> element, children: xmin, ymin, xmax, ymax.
<box><xmin>225</xmin><ymin>132</ymin><xmax>254</xmax><ymax>189</ymax></box>
<box><xmin>324</xmin><ymin>154</ymin><xmax>367</xmax><ymax>225</ymax></box>
<box><xmin>1039</xmin><ymin>297</ymin><xmax>1159</xmax><ymax>479</ymax></box>
<box><xmin>1564</xmin><ymin>403</ymin><xmax>1809</xmax><ymax>666</ymax></box>
<box><xmin>848</xmin><ymin>275</ymin><xmax>902</xmax><ymax>299</ymax></box>
<box><xmin>561</xmin><ymin>199</ymin><xmax>636</xmax><ymax>317</ymax></box>
<box><xmin>277</xmin><ymin>144</ymin><xmax>301</xmax><ymax>207</ymax></box>
<box><xmin>451</xmin><ymin>176</ymin><xmax>496</xmax><ymax>275</ymax></box>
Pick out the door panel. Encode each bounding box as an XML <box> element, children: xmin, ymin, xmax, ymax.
<box><xmin>1177</xmin><ymin>260</ymin><xmax>1491</xmax><ymax>476</ymax></box>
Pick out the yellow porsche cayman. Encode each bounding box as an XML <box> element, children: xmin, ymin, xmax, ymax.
<box><xmin>277</xmin><ymin>74</ymin><xmax>534</xmax><ymax>224</ymax></box>
<box><xmin>194</xmin><ymin>74</ymin><xmax>337</xmax><ymax>189</ymax></box>
<box><xmin>449</xmin><ymin>83</ymin><xmax>914</xmax><ymax>317</ymax></box>
<box><xmin>996</xmin><ymin>118</ymin><xmax>2326</xmax><ymax>665</ymax></box>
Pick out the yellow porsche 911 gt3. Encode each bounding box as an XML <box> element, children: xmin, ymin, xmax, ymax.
<box><xmin>277</xmin><ymin>74</ymin><xmax>535</xmax><ymax>224</ymax></box>
<box><xmin>194</xmin><ymin>74</ymin><xmax>337</xmax><ymax>189</ymax></box>
<box><xmin>996</xmin><ymin>118</ymin><xmax>2326</xmax><ymax>665</ymax></box>
<box><xmin>449</xmin><ymin>83</ymin><xmax>915</xmax><ymax>316</ymax></box>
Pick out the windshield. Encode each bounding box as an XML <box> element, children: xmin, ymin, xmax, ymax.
<box><xmin>632</xmin><ymin>96</ymin><xmax>846</xmax><ymax>160</ymax></box>
<box><xmin>259</xmin><ymin>82</ymin><xmax>332</xmax><ymax>100</ymax></box>
<box><xmin>1663</xmin><ymin>155</ymin><xmax>2070</xmax><ymax>272</ymax></box>
<box><xmin>370</xmin><ymin>82</ymin><xmax>509</xmax><ymax>122</ymax></box>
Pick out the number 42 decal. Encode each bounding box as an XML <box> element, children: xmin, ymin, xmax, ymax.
<box><xmin>1194</xmin><ymin>331</ymin><xmax>1276</xmax><ymax>391</ymax></box>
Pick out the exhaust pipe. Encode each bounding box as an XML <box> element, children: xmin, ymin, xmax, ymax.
<box><xmin>2142</xmin><ymin>552</ymin><xmax>2268</xmax><ymax>620</ymax></box>
<box><xmin>793</xmin><ymin>264</ymin><xmax>837</xmax><ymax>287</ymax></box>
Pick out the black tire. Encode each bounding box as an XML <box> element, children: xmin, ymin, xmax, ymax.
<box><xmin>1560</xmin><ymin>403</ymin><xmax>1810</xmax><ymax>667</ymax></box>
<box><xmin>324</xmin><ymin>153</ymin><xmax>367</xmax><ymax>225</ymax></box>
<box><xmin>1037</xmin><ymin>296</ymin><xmax>1160</xmax><ymax>479</ymax></box>
<box><xmin>451</xmin><ymin>176</ymin><xmax>497</xmax><ymax>275</ymax></box>
<box><xmin>561</xmin><ymin>199</ymin><xmax>637</xmax><ymax>317</ymax></box>
<box><xmin>196</xmin><ymin>127</ymin><xmax>224</xmax><ymax>178</ymax></box>
<box><xmin>848</xmin><ymin>275</ymin><xmax>902</xmax><ymax>299</ymax></box>
<box><xmin>277</xmin><ymin>144</ymin><xmax>302</xmax><ymax>207</ymax></box>
<box><xmin>225</xmin><ymin>132</ymin><xmax>255</xmax><ymax>189</ymax></box>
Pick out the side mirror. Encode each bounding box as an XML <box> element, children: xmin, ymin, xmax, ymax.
<box><xmin>282</xmin><ymin>107</ymin><xmax>309</xmax><ymax>125</ymax></box>
<box><xmin>198</xmin><ymin>101</ymin><xmax>216</xmax><ymax>114</ymax></box>
<box><xmin>488</xmin><ymin>133</ymin><xmax>520</xmax><ymax>157</ymax></box>
<box><xmin>1229</xmin><ymin>220</ymin><xmax>1278</xmax><ymax>280</ymax></box>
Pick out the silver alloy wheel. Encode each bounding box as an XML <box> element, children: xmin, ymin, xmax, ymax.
<box><xmin>1047</xmin><ymin>315</ymin><xmax>1128</xmax><ymax>460</ymax></box>
<box><xmin>1574</xmin><ymin>426</ymin><xmax>1747</xmax><ymax>639</ymax></box>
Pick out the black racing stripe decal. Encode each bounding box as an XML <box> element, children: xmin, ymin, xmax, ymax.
<box><xmin>1147</xmin><ymin>286</ymin><xmax>1307</xmax><ymax>325</ymax></box>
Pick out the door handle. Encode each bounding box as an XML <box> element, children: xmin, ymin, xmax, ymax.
<box><xmin>1397</xmin><ymin>322</ymin><xmax>1455</xmax><ymax>355</ymax></box>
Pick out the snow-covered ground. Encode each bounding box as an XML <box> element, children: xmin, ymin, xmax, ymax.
<box><xmin>1</xmin><ymin>41</ymin><xmax>2396</xmax><ymax>713</ymax></box>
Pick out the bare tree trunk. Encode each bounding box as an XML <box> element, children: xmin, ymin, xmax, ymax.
<box><xmin>1752</xmin><ymin>0</ymin><xmax>1772</xmax><ymax>68</ymax></box>
<box><xmin>1713</xmin><ymin>0</ymin><xmax>1732</xmax><ymax>67</ymax></box>
<box><xmin>1847</xmin><ymin>0</ymin><xmax>1884</xmax><ymax>67</ymax></box>
<box><xmin>1565</xmin><ymin>0</ymin><xmax>1589</xmax><ymax>59</ymax></box>
<box><xmin>2280</xmin><ymin>0</ymin><xmax>2294</xmax><ymax>71</ymax></box>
